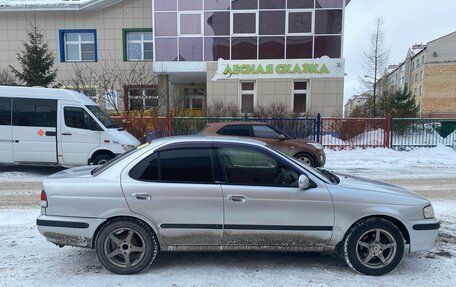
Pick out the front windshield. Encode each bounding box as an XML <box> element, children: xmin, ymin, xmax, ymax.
<box><xmin>86</xmin><ymin>105</ymin><xmax>120</xmax><ymax>129</ymax></box>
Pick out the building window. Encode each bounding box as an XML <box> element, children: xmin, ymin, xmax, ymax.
<box><xmin>240</xmin><ymin>81</ymin><xmax>255</xmax><ymax>114</ymax></box>
<box><xmin>124</xmin><ymin>86</ymin><xmax>159</xmax><ymax>111</ymax></box>
<box><xmin>179</xmin><ymin>12</ymin><xmax>203</xmax><ymax>36</ymax></box>
<box><xmin>419</xmin><ymin>86</ymin><xmax>422</xmax><ymax>96</ymax></box>
<box><xmin>59</xmin><ymin>30</ymin><xmax>97</xmax><ymax>62</ymax></box>
<box><xmin>293</xmin><ymin>81</ymin><xmax>307</xmax><ymax>113</ymax></box>
<box><xmin>420</xmin><ymin>70</ymin><xmax>424</xmax><ymax>80</ymax></box>
<box><xmin>231</xmin><ymin>11</ymin><xmax>258</xmax><ymax>35</ymax></box>
<box><xmin>287</xmin><ymin>10</ymin><xmax>313</xmax><ymax>35</ymax></box>
<box><xmin>123</xmin><ymin>29</ymin><xmax>153</xmax><ymax>61</ymax></box>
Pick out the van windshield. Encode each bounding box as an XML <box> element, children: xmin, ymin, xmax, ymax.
<box><xmin>86</xmin><ymin>105</ymin><xmax>120</xmax><ymax>129</ymax></box>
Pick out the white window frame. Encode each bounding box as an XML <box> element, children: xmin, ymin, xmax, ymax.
<box><xmin>127</xmin><ymin>87</ymin><xmax>159</xmax><ymax>110</ymax></box>
<box><xmin>64</xmin><ymin>33</ymin><xmax>95</xmax><ymax>62</ymax></box>
<box><xmin>126</xmin><ymin>32</ymin><xmax>154</xmax><ymax>61</ymax></box>
<box><xmin>178</xmin><ymin>11</ymin><xmax>204</xmax><ymax>37</ymax></box>
<box><xmin>239</xmin><ymin>81</ymin><xmax>256</xmax><ymax>114</ymax></box>
<box><xmin>183</xmin><ymin>87</ymin><xmax>205</xmax><ymax>109</ymax></box>
<box><xmin>231</xmin><ymin>10</ymin><xmax>259</xmax><ymax>36</ymax></box>
<box><xmin>292</xmin><ymin>81</ymin><xmax>308</xmax><ymax>113</ymax></box>
<box><xmin>286</xmin><ymin>9</ymin><xmax>314</xmax><ymax>36</ymax></box>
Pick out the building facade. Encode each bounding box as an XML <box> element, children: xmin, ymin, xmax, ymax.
<box><xmin>344</xmin><ymin>93</ymin><xmax>368</xmax><ymax>117</ymax></box>
<box><xmin>377</xmin><ymin>31</ymin><xmax>456</xmax><ymax>118</ymax></box>
<box><xmin>0</xmin><ymin>0</ymin><xmax>350</xmax><ymax>116</ymax></box>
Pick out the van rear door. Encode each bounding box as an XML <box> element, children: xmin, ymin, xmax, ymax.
<box><xmin>11</xmin><ymin>98</ymin><xmax>58</xmax><ymax>163</ymax></box>
<box><xmin>59</xmin><ymin>104</ymin><xmax>101</xmax><ymax>165</ymax></box>
<box><xmin>0</xmin><ymin>97</ymin><xmax>13</xmax><ymax>163</ymax></box>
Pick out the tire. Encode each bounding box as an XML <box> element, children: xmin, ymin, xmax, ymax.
<box><xmin>95</xmin><ymin>218</ymin><xmax>159</xmax><ymax>275</ymax></box>
<box><xmin>343</xmin><ymin>217</ymin><xmax>405</xmax><ymax>276</ymax></box>
<box><xmin>295</xmin><ymin>153</ymin><xmax>315</xmax><ymax>167</ymax></box>
<box><xmin>92</xmin><ymin>154</ymin><xmax>114</xmax><ymax>165</ymax></box>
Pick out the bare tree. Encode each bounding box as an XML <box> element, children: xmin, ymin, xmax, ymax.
<box><xmin>0</xmin><ymin>68</ymin><xmax>17</xmax><ymax>86</ymax></box>
<box><xmin>361</xmin><ymin>17</ymin><xmax>390</xmax><ymax>117</ymax></box>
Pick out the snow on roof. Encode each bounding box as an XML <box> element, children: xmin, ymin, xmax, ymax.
<box><xmin>0</xmin><ymin>0</ymin><xmax>121</xmax><ymax>10</ymax></box>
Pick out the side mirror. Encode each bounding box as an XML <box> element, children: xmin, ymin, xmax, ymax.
<box><xmin>278</xmin><ymin>134</ymin><xmax>286</xmax><ymax>141</ymax></box>
<box><xmin>298</xmin><ymin>174</ymin><xmax>311</xmax><ymax>190</ymax></box>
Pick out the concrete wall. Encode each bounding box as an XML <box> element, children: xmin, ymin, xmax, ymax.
<box><xmin>206</xmin><ymin>62</ymin><xmax>344</xmax><ymax>117</ymax></box>
<box><xmin>0</xmin><ymin>0</ymin><xmax>153</xmax><ymax>83</ymax></box>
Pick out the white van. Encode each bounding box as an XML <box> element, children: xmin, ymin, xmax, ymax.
<box><xmin>0</xmin><ymin>86</ymin><xmax>140</xmax><ymax>166</ymax></box>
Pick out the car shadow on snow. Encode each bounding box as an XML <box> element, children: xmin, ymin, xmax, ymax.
<box><xmin>0</xmin><ymin>164</ymin><xmax>65</xmax><ymax>178</ymax></box>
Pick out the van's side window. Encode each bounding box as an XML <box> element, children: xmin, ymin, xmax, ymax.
<box><xmin>64</xmin><ymin>107</ymin><xmax>100</xmax><ymax>130</ymax></box>
<box><xmin>0</xmin><ymin>97</ymin><xmax>12</xmax><ymax>125</ymax></box>
<box><xmin>12</xmin><ymin>98</ymin><xmax>57</xmax><ymax>127</ymax></box>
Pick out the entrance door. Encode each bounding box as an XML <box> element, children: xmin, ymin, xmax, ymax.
<box><xmin>215</xmin><ymin>144</ymin><xmax>334</xmax><ymax>248</ymax></box>
<box><xmin>0</xmin><ymin>97</ymin><xmax>13</xmax><ymax>163</ymax></box>
<box><xmin>59</xmin><ymin>104</ymin><xmax>101</xmax><ymax>165</ymax></box>
<box><xmin>184</xmin><ymin>87</ymin><xmax>205</xmax><ymax>110</ymax></box>
<box><xmin>12</xmin><ymin>98</ymin><xmax>58</xmax><ymax>163</ymax></box>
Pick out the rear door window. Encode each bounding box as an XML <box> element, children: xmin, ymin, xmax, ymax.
<box><xmin>130</xmin><ymin>148</ymin><xmax>215</xmax><ymax>183</ymax></box>
<box><xmin>217</xmin><ymin>125</ymin><xmax>252</xmax><ymax>137</ymax></box>
<box><xmin>12</xmin><ymin>98</ymin><xmax>57</xmax><ymax>127</ymax></box>
<box><xmin>252</xmin><ymin>125</ymin><xmax>279</xmax><ymax>138</ymax></box>
<box><xmin>0</xmin><ymin>97</ymin><xmax>11</xmax><ymax>125</ymax></box>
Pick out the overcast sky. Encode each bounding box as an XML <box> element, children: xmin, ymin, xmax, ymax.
<box><xmin>343</xmin><ymin>0</ymin><xmax>456</xmax><ymax>103</ymax></box>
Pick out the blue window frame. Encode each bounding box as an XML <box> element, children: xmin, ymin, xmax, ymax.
<box><xmin>59</xmin><ymin>29</ymin><xmax>98</xmax><ymax>62</ymax></box>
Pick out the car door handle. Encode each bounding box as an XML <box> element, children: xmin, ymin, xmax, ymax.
<box><xmin>132</xmin><ymin>193</ymin><xmax>151</xmax><ymax>200</ymax></box>
<box><xmin>228</xmin><ymin>195</ymin><xmax>246</xmax><ymax>203</ymax></box>
<box><xmin>61</xmin><ymin>132</ymin><xmax>72</xmax><ymax>136</ymax></box>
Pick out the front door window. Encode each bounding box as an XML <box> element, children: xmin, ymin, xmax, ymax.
<box><xmin>184</xmin><ymin>88</ymin><xmax>205</xmax><ymax>109</ymax></box>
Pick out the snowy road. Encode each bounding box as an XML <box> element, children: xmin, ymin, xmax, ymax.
<box><xmin>0</xmin><ymin>146</ymin><xmax>456</xmax><ymax>286</ymax></box>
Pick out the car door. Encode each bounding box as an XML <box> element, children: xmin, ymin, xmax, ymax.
<box><xmin>59</xmin><ymin>104</ymin><xmax>101</xmax><ymax>165</ymax></box>
<box><xmin>215</xmin><ymin>143</ymin><xmax>334</xmax><ymax>249</ymax></box>
<box><xmin>0</xmin><ymin>97</ymin><xmax>13</xmax><ymax>163</ymax></box>
<box><xmin>12</xmin><ymin>98</ymin><xmax>58</xmax><ymax>163</ymax></box>
<box><xmin>121</xmin><ymin>143</ymin><xmax>224</xmax><ymax>246</ymax></box>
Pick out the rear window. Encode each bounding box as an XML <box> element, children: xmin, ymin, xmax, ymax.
<box><xmin>218</xmin><ymin>125</ymin><xmax>252</xmax><ymax>137</ymax></box>
<box><xmin>0</xmin><ymin>97</ymin><xmax>11</xmax><ymax>125</ymax></box>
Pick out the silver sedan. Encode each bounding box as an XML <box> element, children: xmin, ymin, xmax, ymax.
<box><xmin>37</xmin><ymin>137</ymin><xmax>439</xmax><ymax>276</ymax></box>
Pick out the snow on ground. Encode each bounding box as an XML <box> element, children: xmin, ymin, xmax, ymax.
<box><xmin>1</xmin><ymin>146</ymin><xmax>456</xmax><ymax>286</ymax></box>
<box><xmin>0</xmin><ymin>203</ymin><xmax>455</xmax><ymax>287</ymax></box>
<box><xmin>325</xmin><ymin>144</ymin><xmax>456</xmax><ymax>179</ymax></box>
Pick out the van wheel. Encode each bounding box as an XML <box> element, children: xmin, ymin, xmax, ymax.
<box><xmin>343</xmin><ymin>218</ymin><xmax>405</xmax><ymax>276</ymax></box>
<box><xmin>92</xmin><ymin>154</ymin><xmax>113</xmax><ymax>165</ymax></box>
<box><xmin>95</xmin><ymin>218</ymin><xmax>159</xmax><ymax>275</ymax></box>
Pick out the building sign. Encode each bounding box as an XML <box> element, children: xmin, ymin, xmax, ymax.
<box><xmin>212</xmin><ymin>57</ymin><xmax>345</xmax><ymax>81</ymax></box>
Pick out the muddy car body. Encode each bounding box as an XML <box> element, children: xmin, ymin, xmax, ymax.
<box><xmin>37</xmin><ymin>137</ymin><xmax>439</xmax><ymax>276</ymax></box>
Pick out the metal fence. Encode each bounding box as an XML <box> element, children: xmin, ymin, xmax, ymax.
<box><xmin>172</xmin><ymin>116</ymin><xmax>318</xmax><ymax>140</ymax></box>
<box><xmin>320</xmin><ymin>118</ymin><xmax>389</xmax><ymax>150</ymax></box>
<box><xmin>391</xmin><ymin>118</ymin><xmax>456</xmax><ymax>150</ymax></box>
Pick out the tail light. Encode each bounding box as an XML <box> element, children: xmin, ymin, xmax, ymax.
<box><xmin>40</xmin><ymin>190</ymin><xmax>48</xmax><ymax>208</ymax></box>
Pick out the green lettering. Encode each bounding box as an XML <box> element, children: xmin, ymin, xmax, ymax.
<box><xmin>292</xmin><ymin>64</ymin><xmax>302</xmax><ymax>74</ymax></box>
<box><xmin>284</xmin><ymin>64</ymin><xmax>292</xmax><ymax>73</ymax></box>
<box><xmin>247</xmin><ymin>64</ymin><xmax>256</xmax><ymax>74</ymax></box>
<box><xmin>319</xmin><ymin>64</ymin><xmax>330</xmax><ymax>74</ymax></box>
<box><xmin>223</xmin><ymin>65</ymin><xmax>232</xmax><ymax>75</ymax></box>
<box><xmin>265</xmin><ymin>64</ymin><xmax>274</xmax><ymax>74</ymax></box>
<box><xmin>256</xmin><ymin>64</ymin><xmax>265</xmax><ymax>74</ymax></box>
<box><xmin>309</xmin><ymin>64</ymin><xmax>320</xmax><ymax>73</ymax></box>
<box><xmin>302</xmin><ymin>64</ymin><xmax>311</xmax><ymax>73</ymax></box>
<box><xmin>232</xmin><ymin>64</ymin><xmax>240</xmax><ymax>74</ymax></box>
<box><xmin>276</xmin><ymin>64</ymin><xmax>284</xmax><ymax>74</ymax></box>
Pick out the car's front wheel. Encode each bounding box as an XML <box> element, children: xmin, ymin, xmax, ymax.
<box><xmin>343</xmin><ymin>218</ymin><xmax>405</xmax><ymax>276</ymax></box>
<box><xmin>95</xmin><ymin>218</ymin><xmax>158</xmax><ymax>274</ymax></box>
<box><xmin>295</xmin><ymin>153</ymin><xmax>315</xmax><ymax>167</ymax></box>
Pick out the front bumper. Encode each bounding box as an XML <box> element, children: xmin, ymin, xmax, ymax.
<box><xmin>408</xmin><ymin>218</ymin><xmax>440</xmax><ymax>252</ymax></box>
<box><xmin>37</xmin><ymin>215</ymin><xmax>106</xmax><ymax>248</ymax></box>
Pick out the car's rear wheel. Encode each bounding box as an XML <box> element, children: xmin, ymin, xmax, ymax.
<box><xmin>95</xmin><ymin>218</ymin><xmax>158</xmax><ymax>274</ymax></box>
<box><xmin>295</xmin><ymin>153</ymin><xmax>315</xmax><ymax>167</ymax></box>
<box><xmin>343</xmin><ymin>218</ymin><xmax>405</xmax><ymax>276</ymax></box>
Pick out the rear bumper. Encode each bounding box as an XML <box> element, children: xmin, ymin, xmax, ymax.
<box><xmin>408</xmin><ymin>218</ymin><xmax>440</xmax><ymax>252</ymax></box>
<box><xmin>37</xmin><ymin>215</ymin><xmax>106</xmax><ymax>248</ymax></box>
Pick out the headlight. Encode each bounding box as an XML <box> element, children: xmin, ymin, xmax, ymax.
<box><xmin>308</xmin><ymin>142</ymin><xmax>324</xmax><ymax>150</ymax></box>
<box><xmin>423</xmin><ymin>205</ymin><xmax>434</xmax><ymax>219</ymax></box>
<box><xmin>122</xmin><ymin>144</ymin><xmax>136</xmax><ymax>151</ymax></box>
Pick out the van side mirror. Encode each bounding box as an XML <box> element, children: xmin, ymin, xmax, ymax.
<box><xmin>298</xmin><ymin>175</ymin><xmax>311</xmax><ymax>190</ymax></box>
<box><xmin>278</xmin><ymin>134</ymin><xmax>286</xmax><ymax>141</ymax></box>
